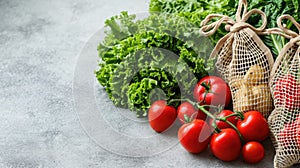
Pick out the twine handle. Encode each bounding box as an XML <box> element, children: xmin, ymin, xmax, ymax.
<box><xmin>236</xmin><ymin>0</ymin><xmax>247</xmax><ymax>22</ymax></box>
<box><xmin>241</xmin><ymin>9</ymin><xmax>267</xmax><ymax>32</ymax></box>
<box><xmin>200</xmin><ymin>0</ymin><xmax>268</xmax><ymax>36</ymax></box>
<box><xmin>277</xmin><ymin>14</ymin><xmax>300</xmax><ymax>39</ymax></box>
<box><xmin>200</xmin><ymin>14</ymin><xmax>235</xmax><ymax>36</ymax></box>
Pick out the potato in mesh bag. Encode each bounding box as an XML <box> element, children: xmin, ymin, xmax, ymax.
<box><xmin>200</xmin><ymin>0</ymin><xmax>274</xmax><ymax>118</ymax></box>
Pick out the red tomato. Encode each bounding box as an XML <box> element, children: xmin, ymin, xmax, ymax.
<box><xmin>274</xmin><ymin>74</ymin><xmax>300</xmax><ymax>109</ymax></box>
<box><xmin>237</xmin><ymin>111</ymin><xmax>269</xmax><ymax>142</ymax></box>
<box><xmin>210</xmin><ymin>128</ymin><xmax>241</xmax><ymax>161</ymax></box>
<box><xmin>210</xmin><ymin>110</ymin><xmax>238</xmax><ymax>129</ymax></box>
<box><xmin>178</xmin><ymin>119</ymin><xmax>212</xmax><ymax>153</ymax></box>
<box><xmin>177</xmin><ymin>102</ymin><xmax>207</xmax><ymax>124</ymax></box>
<box><xmin>242</xmin><ymin>141</ymin><xmax>265</xmax><ymax>163</ymax></box>
<box><xmin>242</xmin><ymin>141</ymin><xmax>265</xmax><ymax>164</ymax></box>
<box><xmin>193</xmin><ymin>76</ymin><xmax>231</xmax><ymax>108</ymax></box>
<box><xmin>148</xmin><ymin>100</ymin><xmax>177</xmax><ymax>133</ymax></box>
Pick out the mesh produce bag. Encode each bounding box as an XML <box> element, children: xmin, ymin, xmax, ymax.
<box><xmin>268</xmin><ymin>15</ymin><xmax>300</xmax><ymax>168</ymax></box>
<box><xmin>200</xmin><ymin>0</ymin><xmax>274</xmax><ymax>118</ymax></box>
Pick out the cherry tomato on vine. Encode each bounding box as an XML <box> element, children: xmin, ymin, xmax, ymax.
<box><xmin>237</xmin><ymin>111</ymin><xmax>269</xmax><ymax>142</ymax></box>
<box><xmin>210</xmin><ymin>128</ymin><xmax>241</xmax><ymax>162</ymax></box>
<box><xmin>177</xmin><ymin>102</ymin><xmax>207</xmax><ymax>124</ymax></box>
<box><xmin>193</xmin><ymin>76</ymin><xmax>231</xmax><ymax>108</ymax></box>
<box><xmin>148</xmin><ymin>100</ymin><xmax>177</xmax><ymax>133</ymax></box>
<box><xmin>178</xmin><ymin>119</ymin><xmax>212</xmax><ymax>153</ymax></box>
<box><xmin>242</xmin><ymin>141</ymin><xmax>265</xmax><ymax>164</ymax></box>
<box><xmin>210</xmin><ymin>110</ymin><xmax>238</xmax><ymax>129</ymax></box>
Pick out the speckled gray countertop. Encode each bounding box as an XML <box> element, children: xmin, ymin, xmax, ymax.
<box><xmin>0</xmin><ymin>0</ymin><xmax>275</xmax><ymax>167</ymax></box>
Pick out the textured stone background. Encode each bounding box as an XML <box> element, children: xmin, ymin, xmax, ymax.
<box><xmin>0</xmin><ymin>0</ymin><xmax>276</xmax><ymax>167</ymax></box>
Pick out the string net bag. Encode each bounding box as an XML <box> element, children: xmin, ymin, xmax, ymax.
<box><xmin>200</xmin><ymin>0</ymin><xmax>274</xmax><ymax>118</ymax></box>
<box><xmin>268</xmin><ymin>14</ymin><xmax>300</xmax><ymax>168</ymax></box>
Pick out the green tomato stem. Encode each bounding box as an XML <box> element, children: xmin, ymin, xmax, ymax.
<box><xmin>199</xmin><ymin>104</ymin><xmax>244</xmax><ymax>140</ymax></box>
<box><xmin>197</xmin><ymin>105</ymin><xmax>216</xmax><ymax>120</ymax></box>
<box><xmin>217</xmin><ymin>117</ymin><xmax>243</xmax><ymax>141</ymax></box>
<box><xmin>200</xmin><ymin>81</ymin><xmax>211</xmax><ymax>91</ymax></box>
<box><xmin>183</xmin><ymin>114</ymin><xmax>190</xmax><ymax>123</ymax></box>
<box><xmin>197</xmin><ymin>105</ymin><xmax>221</xmax><ymax>133</ymax></box>
<box><xmin>212</xmin><ymin>118</ymin><xmax>221</xmax><ymax>133</ymax></box>
<box><xmin>168</xmin><ymin>98</ymin><xmax>243</xmax><ymax>139</ymax></box>
<box><xmin>224</xmin><ymin>111</ymin><xmax>244</xmax><ymax>120</ymax></box>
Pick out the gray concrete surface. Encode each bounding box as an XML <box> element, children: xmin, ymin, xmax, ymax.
<box><xmin>0</xmin><ymin>0</ymin><xmax>276</xmax><ymax>167</ymax></box>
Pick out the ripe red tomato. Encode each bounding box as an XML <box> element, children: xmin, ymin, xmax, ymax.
<box><xmin>177</xmin><ymin>102</ymin><xmax>207</xmax><ymax>124</ymax></box>
<box><xmin>178</xmin><ymin>119</ymin><xmax>212</xmax><ymax>153</ymax></box>
<box><xmin>274</xmin><ymin>74</ymin><xmax>300</xmax><ymax>109</ymax></box>
<box><xmin>237</xmin><ymin>111</ymin><xmax>269</xmax><ymax>142</ymax></box>
<box><xmin>242</xmin><ymin>141</ymin><xmax>265</xmax><ymax>164</ymax></box>
<box><xmin>193</xmin><ymin>76</ymin><xmax>231</xmax><ymax>108</ymax></box>
<box><xmin>210</xmin><ymin>128</ymin><xmax>241</xmax><ymax>161</ymax></box>
<box><xmin>148</xmin><ymin>100</ymin><xmax>177</xmax><ymax>133</ymax></box>
<box><xmin>210</xmin><ymin>110</ymin><xmax>238</xmax><ymax>129</ymax></box>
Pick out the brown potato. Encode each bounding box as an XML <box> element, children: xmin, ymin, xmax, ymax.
<box><xmin>233</xmin><ymin>84</ymin><xmax>273</xmax><ymax>117</ymax></box>
<box><xmin>230</xmin><ymin>76</ymin><xmax>246</xmax><ymax>89</ymax></box>
<box><xmin>251</xmin><ymin>84</ymin><xmax>273</xmax><ymax>117</ymax></box>
<box><xmin>233</xmin><ymin>85</ymin><xmax>252</xmax><ymax>112</ymax></box>
<box><xmin>244</xmin><ymin>65</ymin><xmax>265</xmax><ymax>85</ymax></box>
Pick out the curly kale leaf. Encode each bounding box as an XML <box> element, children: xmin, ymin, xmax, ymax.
<box><xmin>109</xmin><ymin>48</ymin><xmax>198</xmax><ymax>117</ymax></box>
<box><xmin>96</xmin><ymin>12</ymin><xmax>214</xmax><ymax>116</ymax></box>
<box><xmin>149</xmin><ymin>0</ymin><xmax>237</xmax><ymax>44</ymax></box>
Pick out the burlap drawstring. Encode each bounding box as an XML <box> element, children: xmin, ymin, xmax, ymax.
<box><xmin>274</xmin><ymin>14</ymin><xmax>300</xmax><ymax>46</ymax></box>
<box><xmin>277</xmin><ymin>15</ymin><xmax>300</xmax><ymax>38</ymax></box>
<box><xmin>200</xmin><ymin>0</ymin><xmax>267</xmax><ymax>36</ymax></box>
<box><xmin>199</xmin><ymin>0</ymin><xmax>299</xmax><ymax>42</ymax></box>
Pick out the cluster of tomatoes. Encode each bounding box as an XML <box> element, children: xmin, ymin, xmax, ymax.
<box><xmin>148</xmin><ymin>76</ymin><xmax>270</xmax><ymax>164</ymax></box>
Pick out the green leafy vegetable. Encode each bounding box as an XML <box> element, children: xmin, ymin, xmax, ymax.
<box><xmin>149</xmin><ymin>0</ymin><xmax>237</xmax><ymax>45</ymax></box>
<box><xmin>96</xmin><ymin>12</ymin><xmax>215</xmax><ymax>117</ymax></box>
